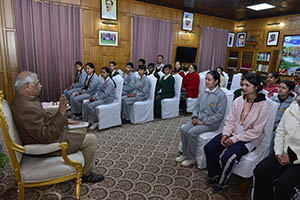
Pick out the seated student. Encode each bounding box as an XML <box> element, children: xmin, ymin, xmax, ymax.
<box><xmin>173</xmin><ymin>60</ymin><xmax>185</xmax><ymax>78</ymax></box>
<box><xmin>11</xmin><ymin>71</ymin><xmax>104</xmax><ymax>183</ymax></box>
<box><xmin>147</xmin><ymin>63</ymin><xmax>160</xmax><ymax>90</ymax></box>
<box><xmin>109</xmin><ymin>61</ymin><xmax>119</xmax><ymax>77</ymax></box>
<box><xmin>176</xmin><ymin>70</ymin><xmax>227</xmax><ymax>167</ymax></box>
<box><xmin>154</xmin><ymin>64</ymin><xmax>175</xmax><ymax>118</ymax></box>
<box><xmin>253</xmin><ymin>88</ymin><xmax>300</xmax><ymax>200</ymax></box>
<box><xmin>265</xmin><ymin>72</ymin><xmax>280</xmax><ymax>98</ymax></box>
<box><xmin>70</xmin><ymin>62</ymin><xmax>99</xmax><ymax>118</ymax></box>
<box><xmin>122</xmin><ymin>62</ymin><xmax>136</xmax><ymax>98</ymax></box>
<box><xmin>269</xmin><ymin>80</ymin><xmax>295</xmax><ymax>152</ymax></box>
<box><xmin>121</xmin><ymin>65</ymin><xmax>150</xmax><ymax>124</ymax></box>
<box><xmin>138</xmin><ymin>58</ymin><xmax>146</xmax><ymax>66</ymax></box>
<box><xmin>180</xmin><ymin>64</ymin><xmax>200</xmax><ymax>112</ymax></box>
<box><xmin>216</xmin><ymin>67</ymin><xmax>226</xmax><ymax>88</ymax></box>
<box><xmin>82</xmin><ymin>67</ymin><xmax>116</xmax><ymax>130</ymax></box>
<box><xmin>204</xmin><ymin>72</ymin><xmax>269</xmax><ymax>191</ymax></box>
<box><xmin>64</xmin><ymin>61</ymin><xmax>87</xmax><ymax>102</ymax></box>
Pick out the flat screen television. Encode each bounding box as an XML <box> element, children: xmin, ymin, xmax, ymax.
<box><xmin>175</xmin><ymin>47</ymin><xmax>197</xmax><ymax>63</ymax></box>
<box><xmin>279</xmin><ymin>35</ymin><xmax>300</xmax><ymax>75</ymax></box>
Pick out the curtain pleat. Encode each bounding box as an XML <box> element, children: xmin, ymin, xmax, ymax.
<box><xmin>14</xmin><ymin>0</ymin><xmax>82</xmax><ymax>101</ymax></box>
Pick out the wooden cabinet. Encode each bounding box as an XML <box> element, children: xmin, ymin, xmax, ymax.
<box><xmin>226</xmin><ymin>49</ymin><xmax>280</xmax><ymax>75</ymax></box>
<box><xmin>255</xmin><ymin>50</ymin><xmax>280</xmax><ymax>74</ymax></box>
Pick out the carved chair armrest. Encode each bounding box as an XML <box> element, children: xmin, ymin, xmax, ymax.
<box><xmin>24</xmin><ymin>143</ymin><xmax>60</xmax><ymax>155</ymax></box>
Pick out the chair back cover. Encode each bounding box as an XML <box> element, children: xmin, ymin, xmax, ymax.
<box><xmin>0</xmin><ymin>95</ymin><xmax>23</xmax><ymax>164</ymax></box>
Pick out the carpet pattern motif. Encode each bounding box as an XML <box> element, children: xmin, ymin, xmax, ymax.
<box><xmin>0</xmin><ymin>116</ymin><xmax>250</xmax><ymax>200</ymax></box>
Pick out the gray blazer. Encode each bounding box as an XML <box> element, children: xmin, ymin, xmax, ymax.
<box><xmin>192</xmin><ymin>87</ymin><xmax>227</xmax><ymax>129</ymax></box>
<box><xmin>93</xmin><ymin>77</ymin><xmax>116</xmax><ymax>103</ymax></box>
<box><xmin>82</xmin><ymin>73</ymin><xmax>99</xmax><ymax>95</ymax></box>
<box><xmin>134</xmin><ymin>75</ymin><xmax>151</xmax><ymax>100</ymax></box>
<box><xmin>72</xmin><ymin>69</ymin><xmax>87</xmax><ymax>88</ymax></box>
<box><xmin>122</xmin><ymin>73</ymin><xmax>135</xmax><ymax>96</ymax></box>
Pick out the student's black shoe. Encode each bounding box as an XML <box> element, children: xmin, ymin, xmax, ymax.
<box><xmin>121</xmin><ymin>119</ymin><xmax>131</xmax><ymax>124</ymax></box>
<box><xmin>82</xmin><ymin>172</ymin><xmax>104</xmax><ymax>183</ymax></box>
<box><xmin>207</xmin><ymin>175</ymin><xmax>219</xmax><ymax>185</ymax></box>
<box><xmin>211</xmin><ymin>183</ymin><xmax>228</xmax><ymax>192</ymax></box>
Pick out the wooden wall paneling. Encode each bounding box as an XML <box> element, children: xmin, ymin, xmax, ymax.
<box><xmin>61</xmin><ymin>0</ymin><xmax>81</xmax><ymax>5</ymax></box>
<box><xmin>6</xmin><ymin>31</ymin><xmax>18</xmax><ymax>70</ymax></box>
<box><xmin>119</xmin><ymin>0</ymin><xmax>131</xmax><ymax>13</ymax></box>
<box><xmin>83</xmin><ymin>0</ymin><xmax>100</xmax><ymax>9</ymax></box>
<box><xmin>3</xmin><ymin>0</ymin><xmax>14</xmax><ymax>29</ymax></box>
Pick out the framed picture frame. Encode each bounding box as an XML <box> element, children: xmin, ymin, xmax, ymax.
<box><xmin>99</xmin><ymin>30</ymin><xmax>118</xmax><ymax>46</ymax></box>
<box><xmin>100</xmin><ymin>0</ymin><xmax>117</xmax><ymax>21</ymax></box>
<box><xmin>266</xmin><ymin>31</ymin><xmax>280</xmax><ymax>46</ymax></box>
<box><xmin>227</xmin><ymin>32</ymin><xmax>235</xmax><ymax>48</ymax></box>
<box><xmin>236</xmin><ymin>32</ymin><xmax>246</xmax><ymax>47</ymax></box>
<box><xmin>182</xmin><ymin>12</ymin><xmax>194</xmax><ymax>31</ymax></box>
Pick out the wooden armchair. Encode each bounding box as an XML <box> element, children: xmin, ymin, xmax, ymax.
<box><xmin>0</xmin><ymin>91</ymin><xmax>84</xmax><ymax>200</ymax></box>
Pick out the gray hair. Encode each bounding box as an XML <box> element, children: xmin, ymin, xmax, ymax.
<box><xmin>14</xmin><ymin>72</ymin><xmax>38</xmax><ymax>91</ymax></box>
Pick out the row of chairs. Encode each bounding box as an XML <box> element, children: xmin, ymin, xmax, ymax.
<box><xmin>179</xmin><ymin>88</ymin><xmax>279</xmax><ymax>189</ymax></box>
<box><xmin>90</xmin><ymin>73</ymin><xmax>183</xmax><ymax>130</ymax></box>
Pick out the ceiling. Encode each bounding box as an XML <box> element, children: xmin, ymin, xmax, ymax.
<box><xmin>137</xmin><ymin>0</ymin><xmax>300</xmax><ymax>21</ymax></box>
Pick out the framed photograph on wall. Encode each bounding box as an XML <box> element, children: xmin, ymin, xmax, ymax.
<box><xmin>227</xmin><ymin>32</ymin><xmax>235</xmax><ymax>47</ymax></box>
<box><xmin>182</xmin><ymin>12</ymin><xmax>194</xmax><ymax>31</ymax></box>
<box><xmin>99</xmin><ymin>30</ymin><xmax>118</xmax><ymax>46</ymax></box>
<box><xmin>101</xmin><ymin>0</ymin><xmax>117</xmax><ymax>21</ymax></box>
<box><xmin>236</xmin><ymin>32</ymin><xmax>246</xmax><ymax>47</ymax></box>
<box><xmin>266</xmin><ymin>31</ymin><xmax>280</xmax><ymax>46</ymax></box>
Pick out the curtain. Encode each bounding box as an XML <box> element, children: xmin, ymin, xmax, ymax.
<box><xmin>14</xmin><ymin>0</ymin><xmax>82</xmax><ymax>101</ymax></box>
<box><xmin>197</xmin><ymin>26</ymin><xmax>228</xmax><ymax>72</ymax></box>
<box><xmin>131</xmin><ymin>15</ymin><xmax>174</xmax><ymax>69</ymax></box>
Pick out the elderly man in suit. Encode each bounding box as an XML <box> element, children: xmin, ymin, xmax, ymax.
<box><xmin>10</xmin><ymin>71</ymin><xmax>104</xmax><ymax>183</ymax></box>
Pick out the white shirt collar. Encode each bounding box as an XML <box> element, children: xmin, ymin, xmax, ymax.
<box><xmin>205</xmin><ymin>86</ymin><xmax>218</xmax><ymax>93</ymax></box>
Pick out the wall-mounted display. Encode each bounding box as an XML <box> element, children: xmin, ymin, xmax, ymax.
<box><xmin>182</xmin><ymin>12</ymin><xmax>194</xmax><ymax>31</ymax></box>
<box><xmin>99</xmin><ymin>30</ymin><xmax>118</xmax><ymax>46</ymax></box>
<box><xmin>279</xmin><ymin>35</ymin><xmax>300</xmax><ymax>75</ymax></box>
<box><xmin>266</xmin><ymin>31</ymin><xmax>279</xmax><ymax>46</ymax></box>
<box><xmin>101</xmin><ymin>0</ymin><xmax>117</xmax><ymax>21</ymax></box>
<box><xmin>236</xmin><ymin>32</ymin><xmax>246</xmax><ymax>47</ymax></box>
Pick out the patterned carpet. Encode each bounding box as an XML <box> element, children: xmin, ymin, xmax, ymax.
<box><xmin>0</xmin><ymin>115</ymin><xmax>251</xmax><ymax>200</ymax></box>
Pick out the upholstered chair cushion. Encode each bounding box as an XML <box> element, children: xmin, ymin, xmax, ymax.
<box><xmin>20</xmin><ymin>151</ymin><xmax>84</xmax><ymax>183</ymax></box>
<box><xmin>24</xmin><ymin>143</ymin><xmax>60</xmax><ymax>155</ymax></box>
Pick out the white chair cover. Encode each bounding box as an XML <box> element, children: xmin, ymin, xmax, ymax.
<box><xmin>199</xmin><ymin>73</ymin><xmax>206</xmax><ymax>94</ymax></box>
<box><xmin>232</xmin><ymin>99</ymin><xmax>279</xmax><ymax>178</ymax></box>
<box><xmin>178</xmin><ymin>88</ymin><xmax>234</xmax><ymax>169</ymax></box>
<box><xmin>261</xmin><ymin>89</ymin><xmax>269</xmax><ymax>97</ymax></box>
<box><xmin>131</xmin><ymin>75</ymin><xmax>157</xmax><ymax>124</ymax></box>
<box><xmin>96</xmin><ymin>75</ymin><xmax>124</xmax><ymax>129</ymax></box>
<box><xmin>223</xmin><ymin>72</ymin><xmax>229</xmax><ymax>88</ymax></box>
<box><xmin>230</xmin><ymin>73</ymin><xmax>242</xmax><ymax>92</ymax></box>
<box><xmin>161</xmin><ymin>74</ymin><xmax>183</xmax><ymax>119</ymax></box>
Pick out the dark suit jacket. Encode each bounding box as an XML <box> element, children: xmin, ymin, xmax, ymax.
<box><xmin>10</xmin><ymin>93</ymin><xmax>85</xmax><ymax>155</ymax></box>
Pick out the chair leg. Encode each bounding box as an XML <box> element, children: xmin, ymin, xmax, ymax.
<box><xmin>240</xmin><ymin>178</ymin><xmax>248</xmax><ymax>196</ymax></box>
<box><xmin>76</xmin><ymin>177</ymin><xmax>81</xmax><ymax>200</ymax></box>
<box><xmin>18</xmin><ymin>185</ymin><xmax>25</xmax><ymax>200</ymax></box>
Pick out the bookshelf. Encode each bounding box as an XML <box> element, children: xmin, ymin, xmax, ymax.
<box><xmin>240</xmin><ymin>51</ymin><xmax>255</xmax><ymax>71</ymax></box>
<box><xmin>255</xmin><ymin>50</ymin><xmax>280</xmax><ymax>74</ymax></box>
<box><xmin>226</xmin><ymin>50</ymin><xmax>240</xmax><ymax>73</ymax></box>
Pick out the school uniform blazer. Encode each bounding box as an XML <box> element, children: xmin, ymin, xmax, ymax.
<box><xmin>122</xmin><ymin>73</ymin><xmax>135</xmax><ymax>95</ymax></box>
<box><xmin>156</xmin><ymin>75</ymin><xmax>175</xmax><ymax>99</ymax></box>
<box><xmin>222</xmin><ymin>94</ymin><xmax>269</xmax><ymax>147</ymax></box>
<box><xmin>81</xmin><ymin>73</ymin><xmax>99</xmax><ymax>95</ymax></box>
<box><xmin>93</xmin><ymin>77</ymin><xmax>116</xmax><ymax>103</ymax></box>
<box><xmin>274</xmin><ymin>102</ymin><xmax>300</xmax><ymax>164</ymax></box>
<box><xmin>270</xmin><ymin>94</ymin><xmax>295</xmax><ymax>130</ymax></box>
<box><xmin>134</xmin><ymin>75</ymin><xmax>151</xmax><ymax>100</ymax></box>
<box><xmin>10</xmin><ymin>93</ymin><xmax>85</xmax><ymax>155</ymax></box>
<box><xmin>192</xmin><ymin>87</ymin><xmax>227</xmax><ymax>129</ymax></box>
<box><xmin>72</xmin><ymin>69</ymin><xmax>87</xmax><ymax>88</ymax></box>
<box><xmin>182</xmin><ymin>72</ymin><xmax>200</xmax><ymax>98</ymax></box>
